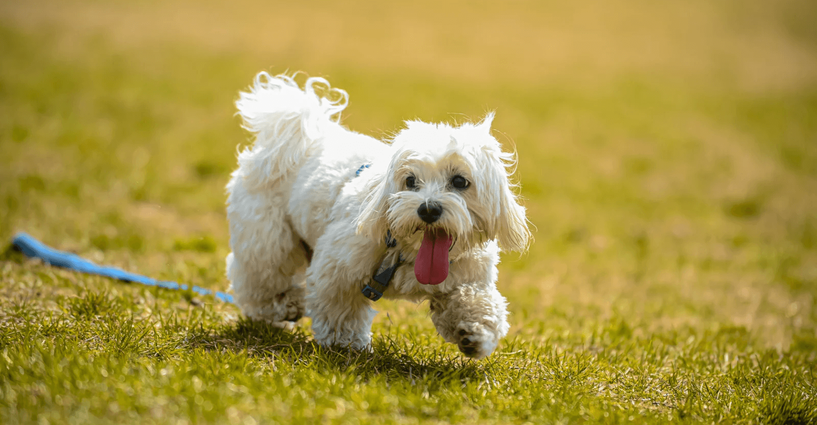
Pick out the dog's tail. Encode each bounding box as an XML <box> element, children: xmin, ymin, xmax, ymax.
<box><xmin>234</xmin><ymin>72</ymin><xmax>348</xmax><ymax>189</ymax></box>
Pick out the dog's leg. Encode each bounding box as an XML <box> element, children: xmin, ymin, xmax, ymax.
<box><xmin>226</xmin><ymin>187</ymin><xmax>306</xmax><ymax>324</ymax></box>
<box><xmin>304</xmin><ymin>231</ymin><xmax>378</xmax><ymax>351</ymax></box>
<box><xmin>306</xmin><ymin>267</ymin><xmax>376</xmax><ymax>351</ymax></box>
<box><xmin>428</xmin><ymin>283</ymin><xmax>510</xmax><ymax>359</ymax></box>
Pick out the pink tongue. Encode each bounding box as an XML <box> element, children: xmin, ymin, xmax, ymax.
<box><xmin>414</xmin><ymin>229</ymin><xmax>452</xmax><ymax>285</ymax></box>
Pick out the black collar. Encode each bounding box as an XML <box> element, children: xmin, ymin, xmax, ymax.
<box><xmin>361</xmin><ymin>231</ymin><xmax>402</xmax><ymax>301</ymax></box>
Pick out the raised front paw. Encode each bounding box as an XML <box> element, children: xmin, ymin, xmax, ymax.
<box><xmin>455</xmin><ymin>322</ymin><xmax>500</xmax><ymax>360</ymax></box>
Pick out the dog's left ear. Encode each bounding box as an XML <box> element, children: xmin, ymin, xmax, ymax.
<box><xmin>472</xmin><ymin>113</ymin><xmax>531</xmax><ymax>252</ymax></box>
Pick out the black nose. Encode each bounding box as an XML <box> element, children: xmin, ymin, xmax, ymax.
<box><xmin>417</xmin><ymin>202</ymin><xmax>443</xmax><ymax>223</ymax></box>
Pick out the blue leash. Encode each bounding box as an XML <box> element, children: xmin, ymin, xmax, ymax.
<box><xmin>11</xmin><ymin>232</ymin><xmax>234</xmax><ymax>303</ymax></box>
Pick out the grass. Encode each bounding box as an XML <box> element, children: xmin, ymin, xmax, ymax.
<box><xmin>1</xmin><ymin>0</ymin><xmax>817</xmax><ymax>423</ymax></box>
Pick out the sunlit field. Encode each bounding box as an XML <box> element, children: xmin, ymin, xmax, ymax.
<box><xmin>1</xmin><ymin>0</ymin><xmax>816</xmax><ymax>423</ymax></box>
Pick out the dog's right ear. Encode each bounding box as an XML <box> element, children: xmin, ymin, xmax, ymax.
<box><xmin>356</xmin><ymin>166</ymin><xmax>393</xmax><ymax>242</ymax></box>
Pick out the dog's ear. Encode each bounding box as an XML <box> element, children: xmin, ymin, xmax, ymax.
<box><xmin>492</xmin><ymin>172</ymin><xmax>531</xmax><ymax>253</ymax></box>
<box><xmin>356</xmin><ymin>165</ymin><xmax>394</xmax><ymax>242</ymax></box>
<box><xmin>472</xmin><ymin>116</ymin><xmax>531</xmax><ymax>252</ymax></box>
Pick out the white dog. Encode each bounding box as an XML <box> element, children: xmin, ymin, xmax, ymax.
<box><xmin>225</xmin><ymin>72</ymin><xmax>530</xmax><ymax>359</ymax></box>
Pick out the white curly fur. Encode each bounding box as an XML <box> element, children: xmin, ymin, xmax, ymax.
<box><xmin>226</xmin><ymin>72</ymin><xmax>531</xmax><ymax>359</ymax></box>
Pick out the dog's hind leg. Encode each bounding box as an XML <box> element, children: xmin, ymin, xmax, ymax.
<box><xmin>226</xmin><ymin>189</ymin><xmax>307</xmax><ymax>324</ymax></box>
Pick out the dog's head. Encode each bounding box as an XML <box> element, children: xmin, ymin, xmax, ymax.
<box><xmin>357</xmin><ymin>113</ymin><xmax>530</xmax><ymax>285</ymax></box>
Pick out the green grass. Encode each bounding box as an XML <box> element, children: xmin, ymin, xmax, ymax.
<box><xmin>1</xmin><ymin>0</ymin><xmax>817</xmax><ymax>423</ymax></box>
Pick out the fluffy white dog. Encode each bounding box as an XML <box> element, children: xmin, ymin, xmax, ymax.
<box><xmin>225</xmin><ymin>72</ymin><xmax>530</xmax><ymax>359</ymax></box>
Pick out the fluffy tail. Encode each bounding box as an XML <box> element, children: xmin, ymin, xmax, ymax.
<box><xmin>234</xmin><ymin>72</ymin><xmax>348</xmax><ymax>189</ymax></box>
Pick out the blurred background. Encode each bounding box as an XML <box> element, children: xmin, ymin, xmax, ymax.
<box><xmin>1</xmin><ymin>0</ymin><xmax>816</xmax><ymax>350</ymax></box>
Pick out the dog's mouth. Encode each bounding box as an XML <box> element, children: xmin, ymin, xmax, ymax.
<box><xmin>414</xmin><ymin>228</ymin><xmax>453</xmax><ymax>285</ymax></box>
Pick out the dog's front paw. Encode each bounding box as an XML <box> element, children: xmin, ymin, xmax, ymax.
<box><xmin>455</xmin><ymin>322</ymin><xmax>500</xmax><ymax>360</ymax></box>
<box><xmin>316</xmin><ymin>338</ymin><xmax>373</xmax><ymax>353</ymax></box>
<box><xmin>312</xmin><ymin>330</ymin><xmax>372</xmax><ymax>352</ymax></box>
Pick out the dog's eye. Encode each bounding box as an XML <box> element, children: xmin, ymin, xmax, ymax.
<box><xmin>405</xmin><ymin>175</ymin><xmax>417</xmax><ymax>190</ymax></box>
<box><xmin>451</xmin><ymin>175</ymin><xmax>469</xmax><ymax>190</ymax></box>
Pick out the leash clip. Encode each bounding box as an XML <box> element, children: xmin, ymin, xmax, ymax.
<box><xmin>362</xmin><ymin>238</ymin><xmax>402</xmax><ymax>302</ymax></box>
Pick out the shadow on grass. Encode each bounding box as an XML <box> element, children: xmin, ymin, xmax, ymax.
<box><xmin>193</xmin><ymin>318</ymin><xmax>489</xmax><ymax>382</ymax></box>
